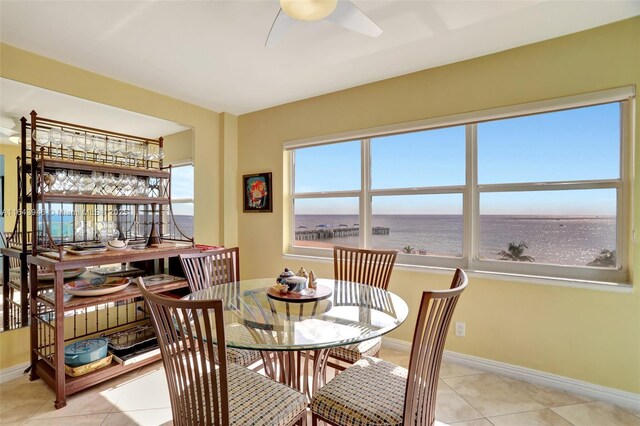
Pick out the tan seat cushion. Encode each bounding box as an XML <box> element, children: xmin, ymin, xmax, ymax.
<box><xmin>311</xmin><ymin>356</ymin><xmax>407</xmax><ymax>426</ymax></box>
<box><xmin>223</xmin><ymin>324</ymin><xmax>262</xmax><ymax>367</ymax></box>
<box><xmin>227</xmin><ymin>364</ymin><xmax>306</xmax><ymax>425</ymax></box>
<box><xmin>184</xmin><ymin>363</ymin><xmax>306</xmax><ymax>425</ymax></box>
<box><xmin>329</xmin><ymin>337</ymin><xmax>381</xmax><ymax>364</ymax></box>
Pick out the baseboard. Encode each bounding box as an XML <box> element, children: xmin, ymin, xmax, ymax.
<box><xmin>382</xmin><ymin>337</ymin><xmax>640</xmax><ymax>412</ymax></box>
<box><xmin>0</xmin><ymin>362</ymin><xmax>29</xmax><ymax>384</ymax></box>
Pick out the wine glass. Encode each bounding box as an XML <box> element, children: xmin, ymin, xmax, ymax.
<box><xmin>52</xmin><ymin>169</ymin><xmax>67</xmax><ymax>194</ymax></box>
<box><xmin>78</xmin><ymin>173</ymin><xmax>95</xmax><ymax>195</ymax></box>
<box><xmin>131</xmin><ymin>143</ymin><xmax>144</xmax><ymax>168</ymax></box>
<box><xmin>72</xmin><ymin>133</ymin><xmax>85</xmax><ymax>161</ymax></box>
<box><xmin>106</xmin><ymin>137</ymin><xmax>122</xmax><ymax>164</ymax></box>
<box><xmin>65</xmin><ymin>170</ymin><xmax>80</xmax><ymax>194</ymax></box>
<box><xmin>33</xmin><ymin>129</ymin><xmax>50</xmax><ymax>156</ymax></box>
<box><xmin>48</xmin><ymin>128</ymin><xmax>62</xmax><ymax>158</ymax></box>
<box><xmin>62</xmin><ymin>131</ymin><xmax>75</xmax><ymax>159</ymax></box>
<box><xmin>93</xmin><ymin>136</ymin><xmax>107</xmax><ymax>163</ymax></box>
<box><xmin>42</xmin><ymin>173</ymin><xmax>56</xmax><ymax>193</ymax></box>
<box><xmin>83</xmin><ymin>134</ymin><xmax>95</xmax><ymax>161</ymax></box>
<box><xmin>121</xmin><ymin>140</ymin><xmax>134</xmax><ymax>166</ymax></box>
<box><xmin>91</xmin><ymin>171</ymin><xmax>104</xmax><ymax>195</ymax></box>
<box><xmin>136</xmin><ymin>178</ymin><xmax>149</xmax><ymax>197</ymax></box>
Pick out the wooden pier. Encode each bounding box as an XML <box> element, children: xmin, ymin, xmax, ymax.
<box><xmin>295</xmin><ymin>225</ymin><xmax>390</xmax><ymax>240</ymax></box>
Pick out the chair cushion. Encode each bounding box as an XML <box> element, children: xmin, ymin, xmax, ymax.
<box><xmin>224</xmin><ymin>324</ymin><xmax>263</xmax><ymax>367</ymax></box>
<box><xmin>227</xmin><ymin>364</ymin><xmax>307</xmax><ymax>425</ymax></box>
<box><xmin>329</xmin><ymin>337</ymin><xmax>381</xmax><ymax>364</ymax></box>
<box><xmin>311</xmin><ymin>356</ymin><xmax>407</xmax><ymax>426</ymax></box>
<box><xmin>226</xmin><ymin>347</ymin><xmax>261</xmax><ymax>366</ymax></box>
<box><xmin>184</xmin><ymin>363</ymin><xmax>306</xmax><ymax>425</ymax></box>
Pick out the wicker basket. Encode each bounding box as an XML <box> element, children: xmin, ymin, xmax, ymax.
<box><xmin>65</xmin><ymin>354</ymin><xmax>113</xmax><ymax>377</ymax></box>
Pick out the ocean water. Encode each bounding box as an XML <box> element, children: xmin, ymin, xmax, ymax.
<box><xmin>294</xmin><ymin>214</ymin><xmax>616</xmax><ymax>267</ymax></box>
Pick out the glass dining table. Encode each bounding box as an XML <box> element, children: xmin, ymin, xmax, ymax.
<box><xmin>183</xmin><ymin>277</ymin><xmax>409</xmax><ymax>400</ymax></box>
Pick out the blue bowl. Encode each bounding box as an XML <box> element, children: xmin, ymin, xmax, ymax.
<box><xmin>64</xmin><ymin>338</ymin><xmax>109</xmax><ymax>367</ymax></box>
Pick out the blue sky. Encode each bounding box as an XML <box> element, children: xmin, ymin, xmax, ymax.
<box><xmin>295</xmin><ymin>102</ymin><xmax>620</xmax><ymax>215</ymax></box>
<box><xmin>171</xmin><ymin>164</ymin><xmax>194</xmax><ymax>215</ymax></box>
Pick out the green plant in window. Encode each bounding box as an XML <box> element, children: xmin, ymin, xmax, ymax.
<box><xmin>587</xmin><ymin>249</ymin><xmax>616</xmax><ymax>267</ymax></box>
<box><xmin>498</xmin><ymin>242</ymin><xmax>534</xmax><ymax>262</ymax></box>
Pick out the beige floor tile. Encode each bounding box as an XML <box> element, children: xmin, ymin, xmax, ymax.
<box><xmin>439</xmin><ymin>361</ymin><xmax>483</xmax><ymax>379</ymax></box>
<box><xmin>20</xmin><ymin>413</ymin><xmax>108</xmax><ymax>425</ymax></box>
<box><xmin>552</xmin><ymin>401</ymin><xmax>640</xmax><ymax>426</ymax></box>
<box><xmin>30</xmin><ymin>371</ymin><xmax>137</xmax><ymax>419</ymax></box>
<box><xmin>488</xmin><ymin>408</ymin><xmax>573</xmax><ymax>426</ymax></box>
<box><xmin>102</xmin><ymin>408</ymin><xmax>173</xmax><ymax>426</ymax></box>
<box><xmin>435</xmin><ymin>380</ymin><xmax>484</xmax><ymax>424</ymax></box>
<box><xmin>443</xmin><ymin>373</ymin><xmax>544</xmax><ymax>417</ymax></box>
<box><xmin>112</xmin><ymin>368</ymin><xmax>171</xmax><ymax>412</ymax></box>
<box><xmin>500</xmin><ymin>376</ymin><xmax>592</xmax><ymax>408</ymax></box>
<box><xmin>446</xmin><ymin>419</ymin><xmax>494</xmax><ymax>426</ymax></box>
<box><xmin>0</xmin><ymin>377</ymin><xmax>53</xmax><ymax>424</ymax></box>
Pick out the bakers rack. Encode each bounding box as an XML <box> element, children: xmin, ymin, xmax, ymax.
<box><xmin>2</xmin><ymin>110</ymin><xmax>198</xmax><ymax>408</ymax></box>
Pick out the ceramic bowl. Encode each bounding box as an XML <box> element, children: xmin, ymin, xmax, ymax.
<box><xmin>106</xmin><ymin>239</ymin><xmax>128</xmax><ymax>250</ymax></box>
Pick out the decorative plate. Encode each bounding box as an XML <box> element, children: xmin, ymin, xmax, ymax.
<box><xmin>66</xmin><ymin>246</ymin><xmax>108</xmax><ymax>255</ymax></box>
<box><xmin>266</xmin><ymin>285</ymin><xmax>332</xmax><ymax>303</ymax></box>
<box><xmin>93</xmin><ymin>265</ymin><xmax>142</xmax><ymax>276</ymax></box>
<box><xmin>64</xmin><ymin>277</ymin><xmax>131</xmax><ymax>297</ymax></box>
<box><xmin>37</xmin><ymin>268</ymin><xmax>86</xmax><ymax>281</ymax></box>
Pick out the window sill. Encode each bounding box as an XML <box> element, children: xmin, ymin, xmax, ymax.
<box><xmin>282</xmin><ymin>253</ymin><xmax>632</xmax><ymax>293</ymax></box>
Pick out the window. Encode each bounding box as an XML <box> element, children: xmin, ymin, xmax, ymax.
<box><xmin>287</xmin><ymin>88</ymin><xmax>633</xmax><ymax>284</ymax></box>
<box><xmin>171</xmin><ymin>164</ymin><xmax>194</xmax><ymax>237</ymax></box>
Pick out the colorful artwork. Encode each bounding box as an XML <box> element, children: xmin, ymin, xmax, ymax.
<box><xmin>243</xmin><ymin>172</ymin><xmax>272</xmax><ymax>212</ymax></box>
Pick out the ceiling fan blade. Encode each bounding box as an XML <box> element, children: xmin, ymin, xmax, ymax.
<box><xmin>0</xmin><ymin>127</ymin><xmax>18</xmax><ymax>137</ymax></box>
<box><xmin>265</xmin><ymin>9</ymin><xmax>296</xmax><ymax>47</ymax></box>
<box><xmin>325</xmin><ymin>0</ymin><xmax>382</xmax><ymax>38</ymax></box>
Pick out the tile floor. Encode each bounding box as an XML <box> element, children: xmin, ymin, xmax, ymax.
<box><xmin>1</xmin><ymin>348</ymin><xmax>639</xmax><ymax>425</ymax></box>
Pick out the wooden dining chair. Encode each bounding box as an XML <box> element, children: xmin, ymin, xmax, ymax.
<box><xmin>137</xmin><ymin>278</ymin><xmax>307</xmax><ymax>426</ymax></box>
<box><xmin>180</xmin><ymin>247</ymin><xmax>240</xmax><ymax>292</ymax></box>
<box><xmin>311</xmin><ymin>269</ymin><xmax>468</xmax><ymax>426</ymax></box>
<box><xmin>179</xmin><ymin>248</ymin><xmax>262</xmax><ymax>368</ymax></box>
<box><xmin>329</xmin><ymin>246</ymin><xmax>397</xmax><ymax>370</ymax></box>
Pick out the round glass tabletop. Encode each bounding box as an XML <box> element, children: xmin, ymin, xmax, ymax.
<box><xmin>183</xmin><ymin>278</ymin><xmax>409</xmax><ymax>351</ymax></box>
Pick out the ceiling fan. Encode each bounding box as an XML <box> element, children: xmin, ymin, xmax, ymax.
<box><xmin>265</xmin><ymin>0</ymin><xmax>382</xmax><ymax>47</ymax></box>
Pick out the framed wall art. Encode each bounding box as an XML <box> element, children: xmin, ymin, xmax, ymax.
<box><xmin>243</xmin><ymin>172</ymin><xmax>272</xmax><ymax>213</ymax></box>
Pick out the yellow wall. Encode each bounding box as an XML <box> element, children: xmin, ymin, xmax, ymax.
<box><xmin>164</xmin><ymin>129</ymin><xmax>194</xmax><ymax>165</ymax></box>
<box><xmin>220</xmin><ymin>113</ymin><xmax>239</xmax><ymax>247</ymax></box>
<box><xmin>238</xmin><ymin>17</ymin><xmax>640</xmax><ymax>393</ymax></box>
<box><xmin>0</xmin><ymin>44</ymin><xmax>226</xmax><ymax>369</ymax></box>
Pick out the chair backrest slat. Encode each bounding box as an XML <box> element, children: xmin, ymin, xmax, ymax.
<box><xmin>333</xmin><ymin>246</ymin><xmax>397</xmax><ymax>290</ymax></box>
<box><xmin>180</xmin><ymin>247</ymin><xmax>240</xmax><ymax>292</ymax></box>
<box><xmin>138</xmin><ymin>278</ymin><xmax>229</xmax><ymax>426</ymax></box>
<box><xmin>403</xmin><ymin>269</ymin><xmax>468</xmax><ymax>426</ymax></box>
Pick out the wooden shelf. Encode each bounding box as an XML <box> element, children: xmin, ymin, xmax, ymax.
<box><xmin>29</xmin><ymin>244</ymin><xmax>198</xmax><ymax>270</ymax></box>
<box><xmin>36</xmin><ymin>194</ymin><xmax>170</xmax><ymax>205</ymax></box>
<box><xmin>36</xmin><ymin>277</ymin><xmax>189</xmax><ymax>312</ymax></box>
<box><xmin>34</xmin><ymin>158</ymin><xmax>169</xmax><ymax>178</ymax></box>
<box><xmin>33</xmin><ymin>354</ymin><xmax>161</xmax><ymax>402</ymax></box>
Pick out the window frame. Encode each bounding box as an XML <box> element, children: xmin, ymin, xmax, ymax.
<box><xmin>286</xmin><ymin>87</ymin><xmax>634</xmax><ymax>284</ymax></box>
<box><xmin>169</xmin><ymin>162</ymin><xmax>194</xmax><ymax>233</ymax></box>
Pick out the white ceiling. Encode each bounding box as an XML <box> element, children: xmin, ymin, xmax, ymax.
<box><xmin>1</xmin><ymin>1</ymin><xmax>639</xmax><ymax>115</ymax></box>
<box><xmin>0</xmin><ymin>78</ymin><xmax>189</xmax><ymax>145</ymax></box>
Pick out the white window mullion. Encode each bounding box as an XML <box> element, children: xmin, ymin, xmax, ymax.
<box><xmin>465</xmin><ymin>124</ymin><xmax>478</xmax><ymax>268</ymax></box>
<box><xmin>361</xmin><ymin>139</ymin><xmax>371</xmax><ymax>249</ymax></box>
<box><xmin>290</xmin><ymin>150</ymin><xmax>296</xmax><ymax>252</ymax></box>
<box><xmin>617</xmin><ymin>99</ymin><xmax>631</xmax><ymax>270</ymax></box>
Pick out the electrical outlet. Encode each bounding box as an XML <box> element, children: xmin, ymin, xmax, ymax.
<box><xmin>455</xmin><ymin>321</ymin><xmax>465</xmax><ymax>337</ymax></box>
